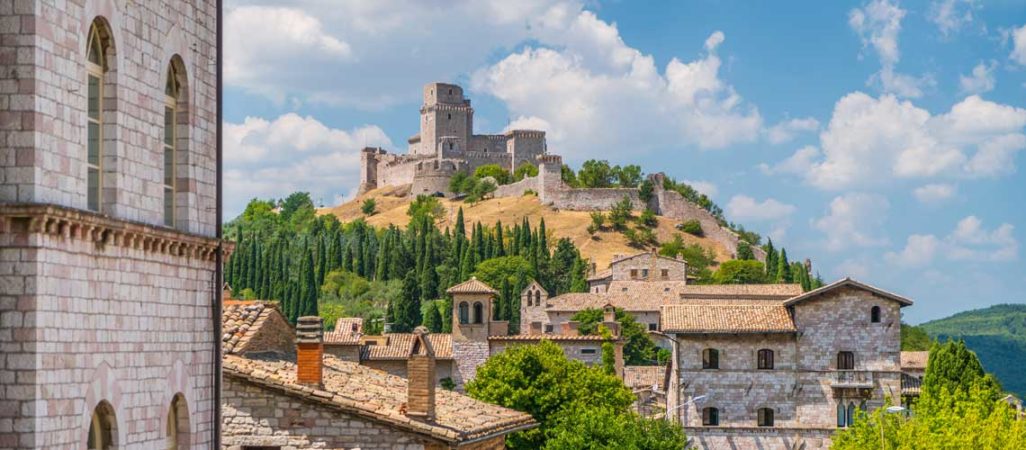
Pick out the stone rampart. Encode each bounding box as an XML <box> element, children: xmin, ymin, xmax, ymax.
<box><xmin>494</xmin><ymin>176</ymin><xmax>540</xmax><ymax>198</ymax></box>
<box><xmin>411</xmin><ymin>159</ymin><xmax>461</xmax><ymax>196</ymax></box>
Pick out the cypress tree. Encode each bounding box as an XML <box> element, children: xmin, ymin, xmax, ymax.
<box><xmin>420</xmin><ymin>238</ymin><xmax>438</xmax><ymax>300</ymax></box>
<box><xmin>300</xmin><ymin>250</ymin><xmax>318</xmax><ymax>318</ymax></box>
<box><xmin>777</xmin><ymin>248</ymin><xmax>791</xmax><ymax>283</ymax></box>
<box><xmin>316</xmin><ymin>237</ymin><xmax>327</xmax><ymax>288</ymax></box>
<box><xmin>500</xmin><ymin>278</ymin><xmax>513</xmax><ymax>324</ymax></box>
<box><xmin>764</xmin><ymin>238</ymin><xmax>778</xmax><ymax>278</ymax></box>
<box><xmin>342</xmin><ymin>244</ymin><xmax>354</xmax><ymax>272</ymax></box>
<box><xmin>395</xmin><ymin>271</ymin><xmax>421</xmax><ymax>332</ymax></box>
<box><xmin>512</xmin><ymin>223</ymin><xmax>521</xmax><ymax>256</ymax></box>
<box><xmin>495</xmin><ymin>220</ymin><xmax>505</xmax><ymax>257</ymax></box>
<box><xmin>423</xmin><ymin>301</ymin><xmax>443</xmax><ymax>333</ymax></box>
<box><xmin>538</xmin><ymin>218</ymin><xmax>548</xmax><ymax>253</ymax></box>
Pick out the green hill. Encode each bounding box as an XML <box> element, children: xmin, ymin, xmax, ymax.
<box><xmin>920</xmin><ymin>304</ymin><xmax>1026</xmax><ymax>398</ymax></box>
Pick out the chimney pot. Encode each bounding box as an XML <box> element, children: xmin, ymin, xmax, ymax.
<box><xmin>295</xmin><ymin>316</ymin><xmax>324</xmax><ymax>386</ymax></box>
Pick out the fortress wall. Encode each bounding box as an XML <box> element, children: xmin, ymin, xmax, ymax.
<box><xmin>493</xmin><ymin>175</ymin><xmax>540</xmax><ymax>198</ymax></box>
<box><xmin>411</xmin><ymin>160</ymin><xmax>461</xmax><ymax>196</ymax></box>
<box><xmin>376</xmin><ymin>158</ymin><xmax>421</xmax><ymax>188</ymax></box>
<box><xmin>462</xmin><ymin>151</ymin><xmax>513</xmax><ymax>172</ymax></box>
<box><xmin>548</xmin><ymin>188</ymin><xmax>645</xmax><ymax>211</ymax></box>
<box><xmin>470</xmin><ymin>135</ymin><xmax>509</xmax><ymax>154</ymax></box>
<box><xmin>653</xmin><ymin>189</ymin><xmax>765</xmax><ymax>261</ymax></box>
<box><xmin>507</xmin><ymin>132</ymin><xmax>546</xmax><ymax>169</ymax></box>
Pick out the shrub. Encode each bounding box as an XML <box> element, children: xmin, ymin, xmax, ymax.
<box><xmin>590</xmin><ymin>211</ymin><xmax>606</xmax><ymax>230</ymax></box>
<box><xmin>440</xmin><ymin>377</ymin><xmax>456</xmax><ymax>391</ymax></box>
<box><xmin>639</xmin><ymin>208</ymin><xmax>658</xmax><ymax>227</ymax></box>
<box><xmin>679</xmin><ymin>219</ymin><xmax>703</xmax><ymax>236</ymax></box>
<box><xmin>474</xmin><ymin>164</ymin><xmax>512</xmax><ymax>185</ymax></box>
<box><xmin>638</xmin><ymin>179</ymin><xmax>654</xmax><ymax>202</ymax></box>
<box><xmin>609</xmin><ymin>196</ymin><xmax>633</xmax><ymax>231</ymax></box>
<box><xmin>360</xmin><ymin>198</ymin><xmax>377</xmax><ymax>215</ymax></box>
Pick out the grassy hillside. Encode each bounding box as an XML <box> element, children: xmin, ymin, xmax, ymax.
<box><xmin>319</xmin><ymin>185</ymin><xmax>734</xmax><ymax>270</ymax></box>
<box><xmin>921</xmin><ymin>304</ymin><xmax>1026</xmax><ymax>398</ymax></box>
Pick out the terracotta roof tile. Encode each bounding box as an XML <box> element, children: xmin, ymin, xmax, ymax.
<box><xmin>361</xmin><ymin>334</ymin><xmax>454</xmax><ymax>360</ymax></box>
<box><xmin>488</xmin><ymin>333</ymin><xmax>617</xmax><ymax>342</ymax></box>
<box><xmin>901</xmin><ymin>351</ymin><xmax>929</xmax><ymax>370</ymax></box>
<box><xmin>678</xmin><ymin>284</ymin><xmax>804</xmax><ymax>300</ymax></box>
<box><xmin>902</xmin><ymin>373</ymin><xmax>922</xmax><ymax>396</ymax></box>
<box><xmin>223</xmin><ymin>355</ymin><xmax>536</xmax><ymax>444</ymax></box>
<box><xmin>446</xmin><ymin>277</ymin><xmax>497</xmax><ymax>295</ymax></box>
<box><xmin>661</xmin><ymin>303</ymin><xmax>796</xmax><ymax>334</ymax></box>
<box><xmin>545</xmin><ymin>291</ymin><xmax>678</xmax><ymax>313</ymax></box>
<box><xmin>624</xmin><ymin>365</ymin><xmax>667</xmax><ymax>391</ymax></box>
<box><xmin>222</xmin><ymin>301</ymin><xmax>289</xmax><ymax>355</ymax></box>
<box><xmin>783</xmin><ymin>278</ymin><xmax>913</xmax><ymax>307</ymax></box>
<box><xmin>587</xmin><ymin>269</ymin><xmax>612</xmax><ymax>282</ymax></box>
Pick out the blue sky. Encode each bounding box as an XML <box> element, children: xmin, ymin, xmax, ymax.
<box><xmin>223</xmin><ymin>0</ymin><xmax>1026</xmax><ymax>323</ymax></box>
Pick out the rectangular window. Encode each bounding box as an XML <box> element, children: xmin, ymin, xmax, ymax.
<box><xmin>630</xmin><ymin>269</ymin><xmax>638</xmax><ymax>279</ymax></box>
<box><xmin>641</xmin><ymin>269</ymin><xmax>649</xmax><ymax>279</ymax></box>
<box><xmin>581</xmin><ymin>348</ymin><xmax>597</xmax><ymax>355</ymax></box>
<box><xmin>702</xmin><ymin>408</ymin><xmax>719</xmax><ymax>426</ymax></box>
<box><xmin>758</xmin><ymin>408</ymin><xmax>774</xmax><ymax>427</ymax></box>
<box><xmin>661</xmin><ymin>269</ymin><xmax>669</xmax><ymax>279</ymax></box>
<box><xmin>163</xmin><ymin>104</ymin><xmax>175</xmax><ymax>227</ymax></box>
<box><xmin>837</xmin><ymin>351</ymin><xmax>855</xmax><ymax>370</ymax></box>
<box><xmin>86</xmin><ymin>73</ymin><xmax>102</xmax><ymax>212</ymax></box>
<box><xmin>648</xmin><ymin>323</ymin><xmax>657</xmax><ymax>331</ymax></box>
<box><xmin>758</xmin><ymin>349</ymin><xmax>774</xmax><ymax>370</ymax></box>
<box><xmin>544</xmin><ymin>324</ymin><xmax>553</xmax><ymax>333</ymax></box>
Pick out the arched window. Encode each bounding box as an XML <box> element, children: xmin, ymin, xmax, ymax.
<box><xmin>88</xmin><ymin>400</ymin><xmax>117</xmax><ymax>450</ymax></box>
<box><xmin>534</xmin><ymin>291</ymin><xmax>541</xmax><ymax>305</ymax></box>
<box><xmin>846</xmin><ymin>402</ymin><xmax>856</xmax><ymax>427</ymax></box>
<box><xmin>166</xmin><ymin>394</ymin><xmax>189</xmax><ymax>450</ymax></box>
<box><xmin>757</xmin><ymin>408</ymin><xmax>774</xmax><ymax>427</ymax></box>
<box><xmin>163</xmin><ymin>62</ymin><xmax>182</xmax><ymax>227</ymax></box>
<box><xmin>473</xmin><ymin>302</ymin><xmax>483</xmax><ymax>324</ymax></box>
<box><xmin>85</xmin><ymin>20</ymin><xmax>112</xmax><ymax>213</ymax></box>
<box><xmin>871</xmin><ymin>306</ymin><xmax>881</xmax><ymax>323</ymax></box>
<box><xmin>837</xmin><ymin>351</ymin><xmax>855</xmax><ymax>370</ymax></box>
<box><xmin>702</xmin><ymin>348</ymin><xmax>719</xmax><ymax>369</ymax></box>
<box><xmin>757</xmin><ymin>349</ymin><xmax>774</xmax><ymax>370</ymax></box>
<box><xmin>458</xmin><ymin>302</ymin><xmax>469</xmax><ymax>324</ymax></box>
<box><xmin>702</xmin><ymin>407</ymin><xmax>719</xmax><ymax>426</ymax></box>
<box><xmin>837</xmin><ymin>402</ymin><xmax>846</xmax><ymax>427</ymax></box>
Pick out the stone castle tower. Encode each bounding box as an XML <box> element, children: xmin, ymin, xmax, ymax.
<box><xmin>0</xmin><ymin>2</ymin><xmax>223</xmax><ymax>448</ymax></box>
<box><xmin>360</xmin><ymin>82</ymin><xmax>549</xmax><ymax>195</ymax></box>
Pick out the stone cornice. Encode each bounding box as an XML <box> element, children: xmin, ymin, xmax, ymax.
<box><xmin>0</xmin><ymin>203</ymin><xmax>232</xmax><ymax>261</ymax></box>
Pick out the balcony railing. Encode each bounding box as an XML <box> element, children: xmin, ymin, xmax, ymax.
<box><xmin>833</xmin><ymin>370</ymin><xmax>874</xmax><ymax>388</ymax></box>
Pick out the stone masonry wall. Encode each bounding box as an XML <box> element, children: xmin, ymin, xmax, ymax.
<box><xmin>222</xmin><ymin>376</ymin><xmax>436</xmax><ymax>450</ymax></box>
<box><xmin>610</xmin><ymin>253</ymin><xmax>687</xmax><ymax>282</ymax></box>
<box><xmin>0</xmin><ymin>226</ymin><xmax>217</xmax><ymax>449</ymax></box>
<box><xmin>489</xmin><ymin>340</ymin><xmax>604</xmax><ymax>366</ymax></box>
<box><xmin>0</xmin><ymin>0</ymin><xmax>219</xmax><ymax>235</ymax></box>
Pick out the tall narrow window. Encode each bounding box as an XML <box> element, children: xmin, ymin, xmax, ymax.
<box><xmin>757</xmin><ymin>349</ymin><xmax>774</xmax><ymax>370</ymax></box>
<box><xmin>534</xmin><ymin>291</ymin><xmax>541</xmax><ymax>305</ymax></box>
<box><xmin>757</xmin><ymin>408</ymin><xmax>774</xmax><ymax>427</ymax></box>
<box><xmin>871</xmin><ymin>306</ymin><xmax>881</xmax><ymax>323</ymax></box>
<box><xmin>702</xmin><ymin>348</ymin><xmax>719</xmax><ymax>369</ymax></box>
<box><xmin>458</xmin><ymin>302</ymin><xmax>469</xmax><ymax>324</ymax></box>
<box><xmin>837</xmin><ymin>402</ymin><xmax>846</xmax><ymax>427</ymax></box>
<box><xmin>846</xmin><ymin>402</ymin><xmax>856</xmax><ymax>427</ymax></box>
<box><xmin>163</xmin><ymin>64</ymin><xmax>180</xmax><ymax>227</ymax></box>
<box><xmin>166</xmin><ymin>394</ymin><xmax>189</xmax><ymax>450</ymax></box>
<box><xmin>473</xmin><ymin>302</ymin><xmax>483</xmax><ymax>324</ymax></box>
<box><xmin>837</xmin><ymin>351</ymin><xmax>855</xmax><ymax>370</ymax></box>
<box><xmin>86</xmin><ymin>24</ymin><xmax>106</xmax><ymax>212</ymax></box>
<box><xmin>88</xmin><ymin>401</ymin><xmax>117</xmax><ymax>450</ymax></box>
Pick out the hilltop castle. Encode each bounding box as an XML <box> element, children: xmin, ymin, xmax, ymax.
<box><xmin>360</xmin><ymin>82</ymin><xmax>549</xmax><ymax>196</ymax></box>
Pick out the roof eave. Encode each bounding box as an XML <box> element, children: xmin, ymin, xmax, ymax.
<box><xmin>783</xmin><ymin>278</ymin><xmax>913</xmax><ymax>307</ymax></box>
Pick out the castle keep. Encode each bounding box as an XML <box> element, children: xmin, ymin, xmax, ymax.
<box><xmin>360</xmin><ymin>83</ymin><xmax>547</xmax><ymax>196</ymax></box>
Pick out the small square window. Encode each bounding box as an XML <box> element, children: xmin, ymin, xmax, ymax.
<box><xmin>661</xmin><ymin>269</ymin><xmax>669</xmax><ymax>279</ymax></box>
<box><xmin>648</xmin><ymin>323</ymin><xmax>657</xmax><ymax>331</ymax></box>
<box><xmin>630</xmin><ymin>269</ymin><xmax>638</xmax><ymax>279</ymax></box>
<box><xmin>641</xmin><ymin>269</ymin><xmax>649</xmax><ymax>278</ymax></box>
<box><xmin>544</xmin><ymin>325</ymin><xmax>553</xmax><ymax>333</ymax></box>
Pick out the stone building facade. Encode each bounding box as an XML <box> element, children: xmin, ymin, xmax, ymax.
<box><xmin>360</xmin><ymin>83</ymin><xmax>547</xmax><ymax>196</ymax></box>
<box><xmin>662</xmin><ymin>279</ymin><xmax>913</xmax><ymax>450</ymax></box>
<box><xmin>1</xmin><ymin>1</ymin><xmax>222</xmax><ymax>449</ymax></box>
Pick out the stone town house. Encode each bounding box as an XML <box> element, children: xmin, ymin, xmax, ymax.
<box><xmin>0</xmin><ymin>1</ymin><xmax>223</xmax><ymax>448</ymax></box>
<box><xmin>663</xmin><ymin>278</ymin><xmax>913</xmax><ymax>450</ymax></box>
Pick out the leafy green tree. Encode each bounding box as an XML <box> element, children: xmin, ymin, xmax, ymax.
<box><xmin>280</xmin><ymin>192</ymin><xmax>314</xmax><ymax>223</ymax></box>
<box><xmin>659</xmin><ymin>235</ymin><xmax>715</xmax><ymax>281</ymax></box>
<box><xmin>474</xmin><ymin>256</ymin><xmax>532</xmax><ymax>290</ymax></box>
<box><xmin>712</xmin><ymin>260</ymin><xmax>769</xmax><ymax>284</ymax></box>
<box><xmin>921</xmin><ymin>340</ymin><xmax>1002</xmax><ymax>409</ymax></box>
<box><xmin>901</xmin><ymin>324</ymin><xmax>932</xmax><ymax>351</ymax></box>
<box><xmin>639</xmin><ymin>208</ymin><xmax>658</xmax><ymax>228</ymax></box>
<box><xmin>467</xmin><ymin>178</ymin><xmax>497</xmax><ymax>202</ymax></box>
<box><xmin>577</xmin><ymin>160</ymin><xmax>614</xmax><ymax>188</ymax></box>
<box><xmin>360</xmin><ymin>198</ymin><xmax>377</xmax><ymax>215</ymax></box>
<box><xmin>407</xmin><ymin>195</ymin><xmax>443</xmax><ymax>222</ymax></box>
<box><xmin>449</xmin><ymin>171</ymin><xmax>475</xmax><ymax>194</ymax></box>
<box><xmin>638</xmin><ymin>179</ymin><xmax>654</xmax><ymax>202</ymax></box>
<box><xmin>513</xmin><ymin>163</ymin><xmax>539</xmax><ymax>181</ymax></box>
<box><xmin>474</xmin><ymin>164</ymin><xmax>513</xmax><ymax>185</ymax></box>
<box><xmin>611</xmin><ymin>164</ymin><xmax>643</xmax><ymax>187</ymax></box>
<box><xmin>466</xmin><ymin>341</ymin><xmax>635</xmax><ymax>449</ymax></box>
<box><xmin>560</xmin><ymin>164</ymin><xmax>579</xmax><ymax>187</ymax></box>
<box><xmin>422</xmin><ymin>300</ymin><xmax>443</xmax><ymax>333</ymax></box>
<box><xmin>391</xmin><ymin>271</ymin><xmax>422</xmax><ymax>332</ymax></box>
<box><xmin>543</xmin><ymin>405</ymin><xmax>687</xmax><ymax>450</ymax></box>
<box><xmin>573</xmin><ymin>307</ymin><xmax>660</xmax><ymax>366</ymax></box>
<box><xmin>609</xmin><ymin>196</ymin><xmax>633</xmax><ymax>231</ymax></box>
<box><xmin>736</xmin><ymin>241</ymin><xmax>755</xmax><ymax>260</ymax></box>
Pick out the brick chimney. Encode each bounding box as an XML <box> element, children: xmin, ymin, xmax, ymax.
<box><xmin>295</xmin><ymin>316</ymin><xmax>324</xmax><ymax>386</ymax></box>
<box><xmin>561</xmin><ymin>321</ymin><xmax>580</xmax><ymax>336</ymax></box>
<box><xmin>602</xmin><ymin>305</ymin><xmax>620</xmax><ymax>337</ymax></box>
<box><xmin>406</xmin><ymin>326</ymin><xmax>436</xmax><ymax>421</ymax></box>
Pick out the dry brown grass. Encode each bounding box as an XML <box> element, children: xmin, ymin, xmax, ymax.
<box><xmin>319</xmin><ymin>186</ymin><xmax>731</xmax><ymax>269</ymax></box>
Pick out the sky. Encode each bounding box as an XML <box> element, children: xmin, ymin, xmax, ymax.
<box><xmin>223</xmin><ymin>0</ymin><xmax>1026</xmax><ymax>324</ymax></box>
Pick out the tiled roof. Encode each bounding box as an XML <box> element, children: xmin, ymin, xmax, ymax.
<box><xmin>607</xmin><ymin>281</ymin><xmax>687</xmax><ymax>297</ymax></box>
<box><xmin>446</xmin><ymin>277</ymin><xmax>497</xmax><ymax>295</ymax></box>
<box><xmin>545</xmin><ymin>292</ymin><xmax>677</xmax><ymax>313</ymax></box>
<box><xmin>324</xmin><ymin>318</ymin><xmax>364</xmax><ymax>345</ymax></box>
<box><xmin>624</xmin><ymin>365</ymin><xmax>668</xmax><ymax>391</ymax></box>
<box><xmin>361</xmin><ymin>334</ymin><xmax>454</xmax><ymax>360</ymax></box>
<box><xmin>587</xmin><ymin>269</ymin><xmax>612</xmax><ymax>282</ymax></box>
<box><xmin>222</xmin><ymin>301</ymin><xmax>290</xmax><ymax>355</ymax></box>
<box><xmin>900</xmin><ymin>351</ymin><xmax>929</xmax><ymax>370</ymax></box>
<box><xmin>222</xmin><ymin>355</ymin><xmax>537</xmax><ymax>444</ymax></box>
<box><xmin>901</xmin><ymin>373</ymin><xmax>922</xmax><ymax>396</ymax></box>
<box><xmin>335</xmin><ymin>317</ymin><xmax>364</xmax><ymax>334</ymax></box>
<box><xmin>783</xmin><ymin>278</ymin><xmax>913</xmax><ymax>307</ymax></box>
<box><xmin>678</xmin><ymin>284</ymin><xmax>804</xmax><ymax>300</ymax></box>
<box><xmin>661</xmin><ymin>303</ymin><xmax>797</xmax><ymax>334</ymax></box>
<box><xmin>324</xmin><ymin>331</ymin><xmax>361</xmax><ymax>345</ymax></box>
<box><xmin>488</xmin><ymin>333</ymin><xmax>617</xmax><ymax>342</ymax></box>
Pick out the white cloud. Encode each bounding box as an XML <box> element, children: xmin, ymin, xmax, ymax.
<box><xmin>726</xmin><ymin>195</ymin><xmax>796</xmax><ymax>222</ymax></box>
<box><xmin>471</xmin><ymin>26</ymin><xmax>763</xmax><ymax>156</ymax></box>
<box><xmin>886</xmin><ymin>216</ymin><xmax>1019</xmax><ymax>267</ymax></box>
<box><xmin>765</xmin><ymin>118</ymin><xmax>820</xmax><ymax>145</ymax></box>
<box><xmin>812</xmin><ymin>193</ymin><xmax>890</xmax><ymax>251</ymax></box>
<box><xmin>224</xmin><ymin>114</ymin><xmax>393</xmax><ymax>218</ymax></box>
<box><xmin>928</xmin><ymin>0</ymin><xmax>978</xmax><ymax>37</ymax></box>
<box><xmin>1010</xmin><ymin>24</ymin><xmax>1026</xmax><ymax>65</ymax></box>
<box><xmin>913</xmin><ymin>183</ymin><xmax>957</xmax><ymax>204</ymax></box>
<box><xmin>849</xmin><ymin>0</ymin><xmax>932</xmax><ymax>98</ymax></box>
<box><xmin>759</xmin><ymin>145</ymin><xmax>820</xmax><ymax>176</ymax></box>
<box><xmin>682</xmin><ymin>179</ymin><xmax>718</xmax><ymax>199</ymax></box>
<box><xmin>835</xmin><ymin>258</ymin><xmax>872</xmax><ymax>279</ymax></box>
<box><xmin>959</xmin><ymin>61</ymin><xmax>996</xmax><ymax>94</ymax></box>
<box><xmin>772</xmin><ymin>93</ymin><xmax>1026</xmax><ymax>190</ymax></box>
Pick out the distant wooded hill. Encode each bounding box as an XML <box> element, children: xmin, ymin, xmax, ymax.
<box><xmin>920</xmin><ymin>304</ymin><xmax>1026</xmax><ymax>398</ymax></box>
